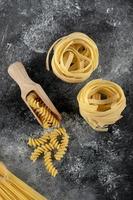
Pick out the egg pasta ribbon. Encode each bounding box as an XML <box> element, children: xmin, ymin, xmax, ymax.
<box><xmin>46</xmin><ymin>32</ymin><xmax>99</xmax><ymax>83</ymax></box>
<box><xmin>77</xmin><ymin>79</ymin><xmax>126</xmax><ymax>131</ymax></box>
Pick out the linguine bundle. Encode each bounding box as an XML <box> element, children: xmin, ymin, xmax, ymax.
<box><xmin>46</xmin><ymin>32</ymin><xmax>99</xmax><ymax>83</ymax></box>
<box><xmin>77</xmin><ymin>79</ymin><xmax>126</xmax><ymax>131</ymax></box>
<box><xmin>0</xmin><ymin>162</ymin><xmax>47</xmax><ymax>200</ymax></box>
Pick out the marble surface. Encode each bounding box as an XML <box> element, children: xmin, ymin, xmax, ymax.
<box><xmin>0</xmin><ymin>0</ymin><xmax>133</xmax><ymax>199</ymax></box>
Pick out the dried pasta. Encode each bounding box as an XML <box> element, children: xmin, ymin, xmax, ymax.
<box><xmin>28</xmin><ymin>128</ymin><xmax>69</xmax><ymax>177</ymax></box>
<box><xmin>0</xmin><ymin>162</ymin><xmax>47</xmax><ymax>200</ymax></box>
<box><xmin>49</xmin><ymin>128</ymin><xmax>68</xmax><ymax>152</ymax></box>
<box><xmin>49</xmin><ymin>135</ymin><xmax>60</xmax><ymax>150</ymax></box>
<box><xmin>28</xmin><ymin>132</ymin><xmax>50</xmax><ymax>148</ymax></box>
<box><xmin>77</xmin><ymin>79</ymin><xmax>126</xmax><ymax>131</ymax></box>
<box><xmin>54</xmin><ymin>131</ymin><xmax>69</xmax><ymax>161</ymax></box>
<box><xmin>56</xmin><ymin>127</ymin><xmax>67</xmax><ymax>136</ymax></box>
<box><xmin>46</xmin><ymin>32</ymin><xmax>99</xmax><ymax>83</ymax></box>
<box><xmin>28</xmin><ymin>137</ymin><xmax>46</xmax><ymax>147</ymax></box>
<box><xmin>27</xmin><ymin>91</ymin><xmax>60</xmax><ymax>128</ymax></box>
<box><xmin>44</xmin><ymin>152</ymin><xmax>58</xmax><ymax>177</ymax></box>
<box><xmin>30</xmin><ymin>145</ymin><xmax>48</xmax><ymax>161</ymax></box>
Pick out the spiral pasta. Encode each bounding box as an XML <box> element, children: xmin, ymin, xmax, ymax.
<box><xmin>46</xmin><ymin>32</ymin><xmax>99</xmax><ymax>83</ymax></box>
<box><xmin>77</xmin><ymin>79</ymin><xmax>126</xmax><ymax>131</ymax></box>
<box><xmin>28</xmin><ymin>137</ymin><xmax>47</xmax><ymax>147</ymax></box>
<box><xmin>44</xmin><ymin>152</ymin><xmax>58</xmax><ymax>177</ymax></box>
<box><xmin>28</xmin><ymin>132</ymin><xmax>51</xmax><ymax>148</ymax></box>
<box><xmin>54</xmin><ymin>131</ymin><xmax>69</xmax><ymax>161</ymax></box>
<box><xmin>50</xmin><ymin>135</ymin><xmax>60</xmax><ymax>150</ymax></box>
<box><xmin>49</xmin><ymin>128</ymin><xmax>67</xmax><ymax>150</ymax></box>
<box><xmin>56</xmin><ymin>127</ymin><xmax>67</xmax><ymax>136</ymax></box>
<box><xmin>30</xmin><ymin>143</ymin><xmax>56</xmax><ymax>162</ymax></box>
<box><xmin>28</xmin><ymin>128</ymin><xmax>69</xmax><ymax>176</ymax></box>
<box><xmin>30</xmin><ymin>146</ymin><xmax>47</xmax><ymax>162</ymax></box>
<box><xmin>27</xmin><ymin>91</ymin><xmax>60</xmax><ymax>128</ymax></box>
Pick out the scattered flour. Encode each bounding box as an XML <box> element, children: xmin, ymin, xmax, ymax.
<box><xmin>66</xmin><ymin>187</ymin><xmax>96</xmax><ymax>200</ymax></box>
<box><xmin>111</xmin><ymin>125</ymin><xmax>121</xmax><ymax>138</ymax></box>
<box><xmin>95</xmin><ymin>0</ymin><xmax>128</xmax><ymax>27</ymax></box>
<box><xmin>5</xmin><ymin>41</ymin><xmax>33</xmax><ymax>64</ymax></box>
<box><xmin>103</xmin><ymin>44</ymin><xmax>132</xmax><ymax>80</ymax></box>
<box><xmin>23</xmin><ymin>13</ymin><xmax>58</xmax><ymax>53</ymax></box>
<box><xmin>0</xmin><ymin>0</ymin><xmax>6</xmax><ymax>9</ymax></box>
<box><xmin>68</xmin><ymin>158</ymin><xmax>85</xmax><ymax>175</ymax></box>
<box><xmin>53</xmin><ymin>0</ymin><xmax>81</xmax><ymax>15</ymax></box>
<box><xmin>98</xmin><ymin>164</ymin><xmax>118</xmax><ymax>186</ymax></box>
<box><xmin>106</xmin><ymin>7</ymin><xmax>114</xmax><ymax>14</ymax></box>
<box><xmin>23</xmin><ymin>0</ymin><xmax>81</xmax><ymax>53</ymax></box>
<box><xmin>19</xmin><ymin>9</ymin><xmax>28</xmax><ymax>16</ymax></box>
<box><xmin>1</xmin><ymin>137</ymin><xmax>28</xmax><ymax>160</ymax></box>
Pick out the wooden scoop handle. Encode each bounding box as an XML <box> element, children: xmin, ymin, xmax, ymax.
<box><xmin>8</xmin><ymin>62</ymin><xmax>34</xmax><ymax>89</ymax></box>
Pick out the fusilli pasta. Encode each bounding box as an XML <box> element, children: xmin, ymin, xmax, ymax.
<box><xmin>50</xmin><ymin>136</ymin><xmax>60</xmax><ymax>150</ymax></box>
<box><xmin>28</xmin><ymin>128</ymin><xmax>69</xmax><ymax>176</ymax></box>
<box><xmin>28</xmin><ymin>137</ymin><xmax>46</xmax><ymax>147</ymax></box>
<box><xmin>27</xmin><ymin>132</ymin><xmax>51</xmax><ymax>147</ymax></box>
<box><xmin>30</xmin><ymin>146</ymin><xmax>46</xmax><ymax>162</ymax></box>
<box><xmin>54</xmin><ymin>133</ymin><xmax>69</xmax><ymax>161</ymax></box>
<box><xmin>27</xmin><ymin>92</ymin><xmax>60</xmax><ymax>128</ymax></box>
<box><xmin>44</xmin><ymin>152</ymin><xmax>58</xmax><ymax>177</ymax></box>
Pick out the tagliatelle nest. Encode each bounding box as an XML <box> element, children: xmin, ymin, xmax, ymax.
<box><xmin>77</xmin><ymin>79</ymin><xmax>126</xmax><ymax>132</ymax></box>
<box><xmin>46</xmin><ymin>32</ymin><xmax>99</xmax><ymax>83</ymax></box>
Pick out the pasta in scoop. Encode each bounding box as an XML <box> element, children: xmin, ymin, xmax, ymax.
<box><xmin>77</xmin><ymin>79</ymin><xmax>126</xmax><ymax>131</ymax></box>
<box><xmin>46</xmin><ymin>32</ymin><xmax>99</xmax><ymax>83</ymax></box>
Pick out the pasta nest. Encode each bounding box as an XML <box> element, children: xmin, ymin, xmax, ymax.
<box><xmin>77</xmin><ymin>79</ymin><xmax>126</xmax><ymax>131</ymax></box>
<box><xmin>46</xmin><ymin>32</ymin><xmax>99</xmax><ymax>83</ymax></box>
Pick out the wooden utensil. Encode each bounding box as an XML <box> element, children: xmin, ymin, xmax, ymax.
<box><xmin>8</xmin><ymin>62</ymin><xmax>61</xmax><ymax>127</ymax></box>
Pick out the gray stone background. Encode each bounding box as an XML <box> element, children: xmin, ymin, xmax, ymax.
<box><xmin>0</xmin><ymin>0</ymin><xmax>133</xmax><ymax>199</ymax></box>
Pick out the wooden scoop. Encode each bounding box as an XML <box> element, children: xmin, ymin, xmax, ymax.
<box><xmin>8</xmin><ymin>62</ymin><xmax>61</xmax><ymax>126</ymax></box>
